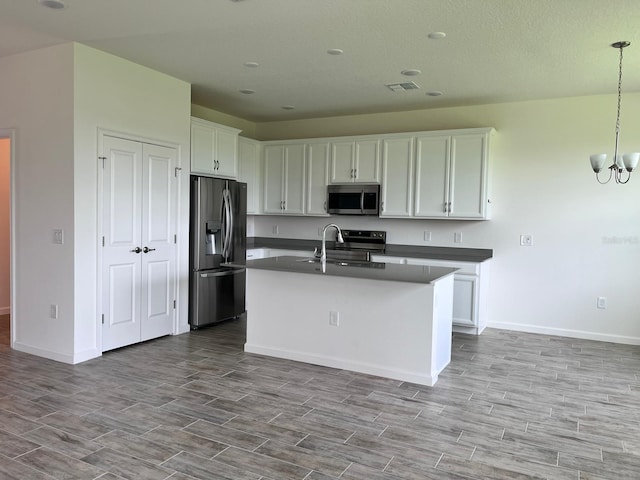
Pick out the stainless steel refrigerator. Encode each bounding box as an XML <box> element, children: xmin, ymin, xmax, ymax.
<box><xmin>189</xmin><ymin>176</ymin><xmax>246</xmax><ymax>329</ymax></box>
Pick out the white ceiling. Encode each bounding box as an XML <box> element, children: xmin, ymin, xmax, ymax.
<box><xmin>1</xmin><ymin>0</ymin><xmax>639</xmax><ymax>122</ymax></box>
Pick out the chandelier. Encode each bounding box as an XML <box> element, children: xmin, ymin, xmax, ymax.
<box><xmin>590</xmin><ymin>41</ymin><xmax>639</xmax><ymax>184</ymax></box>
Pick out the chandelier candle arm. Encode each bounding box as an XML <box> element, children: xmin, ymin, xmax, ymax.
<box><xmin>590</xmin><ymin>41</ymin><xmax>639</xmax><ymax>184</ymax></box>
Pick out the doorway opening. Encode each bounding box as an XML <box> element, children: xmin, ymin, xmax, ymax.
<box><xmin>0</xmin><ymin>133</ymin><xmax>12</xmax><ymax>347</ymax></box>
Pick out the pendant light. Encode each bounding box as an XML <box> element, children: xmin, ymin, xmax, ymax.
<box><xmin>590</xmin><ymin>41</ymin><xmax>640</xmax><ymax>184</ymax></box>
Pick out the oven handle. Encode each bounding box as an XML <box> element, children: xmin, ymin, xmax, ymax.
<box><xmin>360</xmin><ymin>191</ymin><xmax>364</xmax><ymax>213</ymax></box>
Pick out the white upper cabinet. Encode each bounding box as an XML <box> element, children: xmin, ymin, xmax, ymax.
<box><xmin>380</xmin><ymin>136</ymin><xmax>415</xmax><ymax>217</ymax></box>
<box><xmin>263</xmin><ymin>144</ymin><xmax>305</xmax><ymax>215</ymax></box>
<box><xmin>414</xmin><ymin>129</ymin><xmax>492</xmax><ymax>219</ymax></box>
<box><xmin>330</xmin><ymin>139</ymin><xmax>380</xmax><ymax>183</ymax></box>
<box><xmin>190</xmin><ymin>117</ymin><xmax>240</xmax><ymax>179</ymax></box>
<box><xmin>306</xmin><ymin>142</ymin><xmax>330</xmax><ymax>216</ymax></box>
<box><xmin>238</xmin><ymin>137</ymin><xmax>261</xmax><ymax>214</ymax></box>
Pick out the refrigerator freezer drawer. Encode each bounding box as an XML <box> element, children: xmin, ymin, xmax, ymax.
<box><xmin>189</xmin><ymin>267</ymin><xmax>246</xmax><ymax>328</ymax></box>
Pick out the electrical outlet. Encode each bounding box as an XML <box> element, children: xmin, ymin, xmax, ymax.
<box><xmin>272</xmin><ymin>225</ymin><xmax>279</xmax><ymax>235</ymax></box>
<box><xmin>454</xmin><ymin>232</ymin><xmax>462</xmax><ymax>243</ymax></box>
<box><xmin>329</xmin><ymin>311</ymin><xmax>340</xmax><ymax>326</ymax></box>
<box><xmin>49</xmin><ymin>304</ymin><xmax>58</xmax><ymax>319</ymax></box>
<box><xmin>520</xmin><ymin>234</ymin><xmax>533</xmax><ymax>246</ymax></box>
<box><xmin>423</xmin><ymin>231</ymin><xmax>432</xmax><ymax>241</ymax></box>
<box><xmin>597</xmin><ymin>297</ymin><xmax>607</xmax><ymax>309</ymax></box>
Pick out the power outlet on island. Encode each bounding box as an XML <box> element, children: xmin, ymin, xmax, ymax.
<box><xmin>329</xmin><ymin>311</ymin><xmax>340</xmax><ymax>327</ymax></box>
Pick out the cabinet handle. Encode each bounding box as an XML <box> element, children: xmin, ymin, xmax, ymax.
<box><xmin>443</xmin><ymin>203</ymin><xmax>448</xmax><ymax>213</ymax></box>
<box><xmin>353</xmin><ymin>168</ymin><xmax>357</xmax><ymax>179</ymax></box>
<box><xmin>323</xmin><ymin>201</ymin><xmax>327</xmax><ymax>212</ymax></box>
<box><xmin>381</xmin><ymin>201</ymin><xmax>384</xmax><ymax>212</ymax></box>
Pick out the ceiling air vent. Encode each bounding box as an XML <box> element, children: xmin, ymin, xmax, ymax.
<box><xmin>385</xmin><ymin>81</ymin><xmax>420</xmax><ymax>92</ymax></box>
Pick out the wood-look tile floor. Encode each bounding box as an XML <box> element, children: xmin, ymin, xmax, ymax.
<box><xmin>1</xmin><ymin>316</ymin><xmax>639</xmax><ymax>479</ymax></box>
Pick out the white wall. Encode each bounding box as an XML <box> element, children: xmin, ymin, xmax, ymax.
<box><xmin>0</xmin><ymin>44</ymin><xmax>76</xmax><ymax>358</ymax></box>
<box><xmin>0</xmin><ymin>138</ymin><xmax>10</xmax><ymax>315</ymax></box>
<box><xmin>251</xmin><ymin>94</ymin><xmax>640</xmax><ymax>344</ymax></box>
<box><xmin>0</xmin><ymin>43</ymin><xmax>191</xmax><ymax>363</ymax></box>
<box><xmin>73</xmin><ymin>44</ymin><xmax>192</xmax><ymax>361</ymax></box>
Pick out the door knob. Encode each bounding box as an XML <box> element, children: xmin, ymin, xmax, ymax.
<box><xmin>143</xmin><ymin>246</ymin><xmax>156</xmax><ymax>253</ymax></box>
<box><xmin>130</xmin><ymin>247</ymin><xmax>142</xmax><ymax>253</ymax></box>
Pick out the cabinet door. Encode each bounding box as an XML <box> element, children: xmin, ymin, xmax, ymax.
<box><xmin>190</xmin><ymin>122</ymin><xmax>215</xmax><ymax>175</ymax></box>
<box><xmin>452</xmin><ymin>274</ymin><xmax>477</xmax><ymax>327</ymax></box>
<box><xmin>306</xmin><ymin>142</ymin><xmax>330</xmax><ymax>215</ymax></box>
<box><xmin>449</xmin><ymin>134</ymin><xmax>487</xmax><ymax>219</ymax></box>
<box><xmin>414</xmin><ymin>136</ymin><xmax>450</xmax><ymax>218</ymax></box>
<box><xmin>238</xmin><ymin>138</ymin><xmax>260</xmax><ymax>214</ymax></box>
<box><xmin>380</xmin><ymin>137</ymin><xmax>414</xmax><ymax>217</ymax></box>
<box><xmin>283</xmin><ymin>144</ymin><xmax>305</xmax><ymax>215</ymax></box>
<box><xmin>263</xmin><ymin>145</ymin><xmax>285</xmax><ymax>214</ymax></box>
<box><xmin>330</xmin><ymin>141</ymin><xmax>355</xmax><ymax>183</ymax></box>
<box><xmin>354</xmin><ymin>139</ymin><xmax>380</xmax><ymax>183</ymax></box>
<box><xmin>214</xmin><ymin>127</ymin><xmax>238</xmax><ymax>178</ymax></box>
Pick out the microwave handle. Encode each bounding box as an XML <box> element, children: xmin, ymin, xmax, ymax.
<box><xmin>360</xmin><ymin>191</ymin><xmax>364</xmax><ymax>213</ymax></box>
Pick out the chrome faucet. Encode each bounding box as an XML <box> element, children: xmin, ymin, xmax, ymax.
<box><xmin>321</xmin><ymin>223</ymin><xmax>344</xmax><ymax>264</ymax></box>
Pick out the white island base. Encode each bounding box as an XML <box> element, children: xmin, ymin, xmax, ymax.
<box><xmin>245</xmin><ymin>268</ymin><xmax>454</xmax><ymax>386</ymax></box>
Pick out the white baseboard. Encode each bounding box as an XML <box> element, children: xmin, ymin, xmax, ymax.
<box><xmin>12</xmin><ymin>342</ymin><xmax>100</xmax><ymax>364</ymax></box>
<box><xmin>488</xmin><ymin>321</ymin><xmax>640</xmax><ymax>346</ymax></box>
<box><xmin>0</xmin><ymin>306</ymin><xmax>10</xmax><ymax>315</ymax></box>
<box><xmin>245</xmin><ymin>343</ymin><xmax>439</xmax><ymax>387</ymax></box>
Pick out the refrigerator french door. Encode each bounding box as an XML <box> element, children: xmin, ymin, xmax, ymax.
<box><xmin>189</xmin><ymin>176</ymin><xmax>246</xmax><ymax>328</ymax></box>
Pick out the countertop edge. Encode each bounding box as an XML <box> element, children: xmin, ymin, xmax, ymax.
<box><xmin>244</xmin><ymin>256</ymin><xmax>458</xmax><ymax>285</ymax></box>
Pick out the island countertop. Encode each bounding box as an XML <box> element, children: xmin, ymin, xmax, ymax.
<box><xmin>244</xmin><ymin>255</ymin><xmax>457</xmax><ymax>284</ymax></box>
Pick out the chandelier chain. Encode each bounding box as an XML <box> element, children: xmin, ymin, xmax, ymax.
<box><xmin>615</xmin><ymin>44</ymin><xmax>624</xmax><ymax>136</ymax></box>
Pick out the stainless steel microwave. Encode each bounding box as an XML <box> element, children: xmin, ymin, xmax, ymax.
<box><xmin>327</xmin><ymin>184</ymin><xmax>380</xmax><ymax>215</ymax></box>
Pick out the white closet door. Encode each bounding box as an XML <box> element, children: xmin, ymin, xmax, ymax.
<box><xmin>102</xmin><ymin>136</ymin><xmax>176</xmax><ymax>351</ymax></box>
<box><xmin>140</xmin><ymin>143</ymin><xmax>175</xmax><ymax>341</ymax></box>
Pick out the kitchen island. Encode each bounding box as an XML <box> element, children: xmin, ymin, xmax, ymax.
<box><xmin>244</xmin><ymin>256</ymin><xmax>457</xmax><ymax>386</ymax></box>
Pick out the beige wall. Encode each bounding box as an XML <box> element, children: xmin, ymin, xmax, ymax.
<box><xmin>0</xmin><ymin>138</ymin><xmax>9</xmax><ymax>315</ymax></box>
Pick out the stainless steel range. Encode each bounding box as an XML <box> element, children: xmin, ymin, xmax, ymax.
<box><xmin>315</xmin><ymin>229</ymin><xmax>386</xmax><ymax>265</ymax></box>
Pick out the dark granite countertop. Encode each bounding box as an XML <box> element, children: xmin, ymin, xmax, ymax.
<box><xmin>247</xmin><ymin>237</ymin><xmax>492</xmax><ymax>263</ymax></box>
<box><xmin>244</xmin><ymin>256</ymin><xmax>457</xmax><ymax>284</ymax></box>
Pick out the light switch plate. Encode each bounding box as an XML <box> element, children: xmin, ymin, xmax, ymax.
<box><xmin>53</xmin><ymin>229</ymin><xmax>64</xmax><ymax>244</ymax></box>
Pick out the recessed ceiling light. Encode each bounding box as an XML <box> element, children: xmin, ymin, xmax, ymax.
<box><xmin>327</xmin><ymin>49</ymin><xmax>344</xmax><ymax>56</ymax></box>
<box><xmin>239</xmin><ymin>89</ymin><xmax>256</xmax><ymax>95</ymax></box>
<box><xmin>401</xmin><ymin>69</ymin><xmax>421</xmax><ymax>76</ymax></box>
<box><xmin>244</xmin><ymin>62</ymin><xmax>259</xmax><ymax>68</ymax></box>
<box><xmin>38</xmin><ymin>0</ymin><xmax>65</xmax><ymax>9</ymax></box>
<box><xmin>426</xmin><ymin>91</ymin><xmax>443</xmax><ymax>96</ymax></box>
<box><xmin>428</xmin><ymin>32</ymin><xmax>446</xmax><ymax>40</ymax></box>
<box><xmin>281</xmin><ymin>105</ymin><xmax>296</xmax><ymax>110</ymax></box>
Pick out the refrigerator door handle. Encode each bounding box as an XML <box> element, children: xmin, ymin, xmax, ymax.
<box><xmin>200</xmin><ymin>268</ymin><xmax>246</xmax><ymax>278</ymax></box>
<box><xmin>227</xmin><ymin>189</ymin><xmax>234</xmax><ymax>259</ymax></box>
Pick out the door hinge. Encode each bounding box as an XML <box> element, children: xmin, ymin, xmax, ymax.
<box><xmin>173</xmin><ymin>300</ymin><xmax>176</xmax><ymax>309</ymax></box>
<box><xmin>99</xmin><ymin>156</ymin><xmax>106</xmax><ymax>168</ymax></box>
<box><xmin>101</xmin><ymin>314</ymin><xmax>104</xmax><ymax>325</ymax></box>
<box><xmin>174</xmin><ymin>234</ymin><xmax>177</xmax><ymax>244</ymax></box>
<box><xmin>174</xmin><ymin>167</ymin><xmax>182</xmax><ymax>177</ymax></box>
<box><xmin>102</xmin><ymin>236</ymin><xmax>105</xmax><ymax>247</ymax></box>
